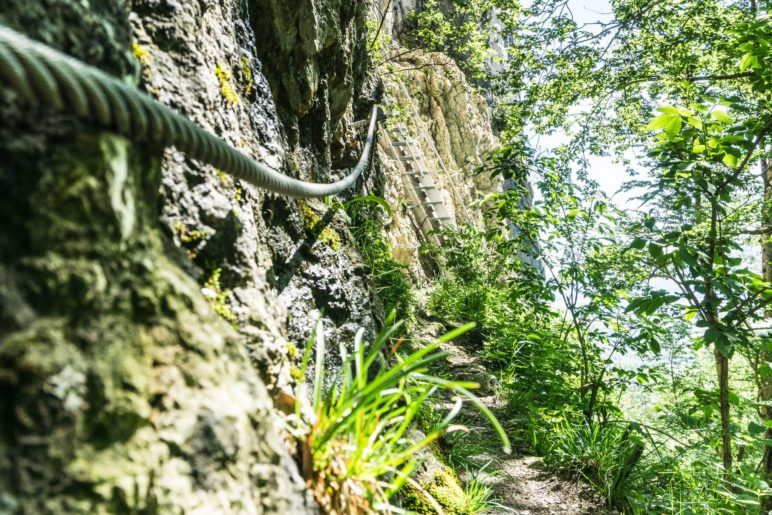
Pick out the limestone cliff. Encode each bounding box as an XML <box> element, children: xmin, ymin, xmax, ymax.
<box><xmin>377</xmin><ymin>52</ymin><xmax>502</xmax><ymax>280</ymax></box>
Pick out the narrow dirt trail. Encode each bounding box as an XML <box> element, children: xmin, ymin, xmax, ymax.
<box><xmin>435</xmin><ymin>332</ymin><xmax>605</xmax><ymax>514</ymax></box>
<box><xmin>479</xmin><ymin>455</ymin><xmax>602</xmax><ymax>514</ymax></box>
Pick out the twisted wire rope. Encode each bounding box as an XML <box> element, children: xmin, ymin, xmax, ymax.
<box><xmin>0</xmin><ymin>25</ymin><xmax>378</xmax><ymax>198</ymax></box>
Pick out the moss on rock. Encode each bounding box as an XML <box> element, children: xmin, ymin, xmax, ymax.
<box><xmin>297</xmin><ymin>199</ymin><xmax>342</xmax><ymax>251</ymax></box>
<box><xmin>214</xmin><ymin>63</ymin><xmax>239</xmax><ymax>106</ymax></box>
<box><xmin>402</xmin><ymin>464</ymin><xmax>473</xmax><ymax>515</ymax></box>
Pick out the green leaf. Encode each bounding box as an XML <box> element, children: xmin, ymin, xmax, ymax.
<box><xmin>664</xmin><ymin>116</ymin><xmax>682</xmax><ymax>138</ymax></box>
<box><xmin>740</xmin><ymin>53</ymin><xmax>759</xmax><ymax>72</ymax></box>
<box><xmin>647</xmin><ymin>114</ymin><xmax>676</xmax><ymax>132</ymax></box>
<box><xmin>648</xmin><ymin>243</ymin><xmax>664</xmax><ymax>260</ymax></box>
<box><xmin>712</xmin><ymin>111</ymin><xmax>732</xmax><ymax>124</ymax></box>
<box><xmin>704</xmin><ymin>327</ymin><xmax>721</xmax><ymax>344</ymax></box>
<box><xmin>687</xmin><ymin>117</ymin><xmax>703</xmax><ymax>130</ymax></box>
<box><xmin>438</xmin><ymin>322</ymin><xmax>476</xmax><ymax>343</ymax></box>
<box><xmin>749</xmin><ymin>421</ymin><xmax>766</xmax><ymax>436</ymax></box>
<box><xmin>345</xmin><ymin>195</ymin><xmax>392</xmax><ymax>216</ymax></box>
<box><xmin>722</xmin><ymin>153</ymin><xmax>738</xmax><ymax>167</ymax></box>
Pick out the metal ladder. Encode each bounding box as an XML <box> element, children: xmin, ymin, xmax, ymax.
<box><xmin>380</xmin><ymin>119</ymin><xmax>456</xmax><ymax>244</ymax></box>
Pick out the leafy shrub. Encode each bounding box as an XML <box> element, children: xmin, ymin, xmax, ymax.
<box><xmin>544</xmin><ymin>419</ymin><xmax>644</xmax><ymax>509</ymax></box>
<box><xmin>344</xmin><ymin>198</ymin><xmax>416</xmax><ymax>326</ymax></box>
<box><xmin>405</xmin><ymin>0</ymin><xmax>507</xmax><ymax>81</ymax></box>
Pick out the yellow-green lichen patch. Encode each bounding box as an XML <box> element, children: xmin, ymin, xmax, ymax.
<box><xmin>173</xmin><ymin>222</ymin><xmax>206</xmax><ymax>259</ymax></box>
<box><xmin>297</xmin><ymin>200</ymin><xmax>341</xmax><ymax>251</ymax></box>
<box><xmin>203</xmin><ymin>268</ymin><xmax>238</xmax><ymax>327</ymax></box>
<box><xmin>132</xmin><ymin>42</ymin><xmax>151</xmax><ymax>65</ymax></box>
<box><xmin>213</xmin><ymin>169</ymin><xmax>243</xmax><ymax>206</ymax></box>
<box><xmin>214</xmin><ymin>64</ymin><xmax>239</xmax><ymax>106</ymax></box>
<box><xmin>240</xmin><ymin>56</ymin><xmax>253</xmax><ymax>97</ymax></box>
<box><xmin>215</xmin><ymin>168</ymin><xmax>230</xmax><ymax>188</ymax></box>
<box><xmin>402</xmin><ymin>466</ymin><xmax>472</xmax><ymax>515</ymax></box>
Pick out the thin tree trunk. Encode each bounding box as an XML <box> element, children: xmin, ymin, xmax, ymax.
<box><xmin>707</xmin><ymin>198</ymin><xmax>733</xmax><ymax>472</ymax></box>
<box><xmin>715</xmin><ymin>347</ymin><xmax>733</xmax><ymax>471</ymax></box>
<box><xmin>759</xmin><ymin>154</ymin><xmax>772</xmax><ymax>511</ymax></box>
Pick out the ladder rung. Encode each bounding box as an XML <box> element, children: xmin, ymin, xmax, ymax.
<box><xmin>421</xmin><ymin>201</ymin><xmax>443</xmax><ymax>206</ymax></box>
<box><xmin>430</xmin><ymin>216</ymin><xmax>452</xmax><ymax>222</ymax></box>
<box><xmin>399</xmin><ymin>156</ymin><xmax>418</xmax><ymax>162</ymax></box>
<box><xmin>416</xmin><ymin>185</ymin><xmax>437</xmax><ymax>190</ymax></box>
<box><xmin>402</xmin><ymin>172</ymin><xmax>424</xmax><ymax>177</ymax></box>
<box><xmin>392</xmin><ymin>141</ymin><xmax>415</xmax><ymax>147</ymax></box>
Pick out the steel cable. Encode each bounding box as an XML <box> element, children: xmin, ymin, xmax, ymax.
<box><xmin>0</xmin><ymin>25</ymin><xmax>378</xmax><ymax>198</ymax></box>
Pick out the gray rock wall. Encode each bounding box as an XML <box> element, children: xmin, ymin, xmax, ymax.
<box><xmin>0</xmin><ymin>0</ymin><xmax>383</xmax><ymax>512</ymax></box>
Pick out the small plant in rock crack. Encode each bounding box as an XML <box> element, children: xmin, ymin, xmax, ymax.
<box><xmin>293</xmin><ymin>312</ymin><xmax>511</xmax><ymax>513</ymax></box>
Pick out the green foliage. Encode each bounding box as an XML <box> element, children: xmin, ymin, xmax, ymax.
<box><xmin>296</xmin><ymin>313</ymin><xmax>510</xmax><ymax>511</ymax></box>
<box><xmin>466</xmin><ymin>0</ymin><xmax>772</xmax><ymax>510</ymax></box>
<box><xmin>405</xmin><ymin>0</ymin><xmax>521</xmax><ymax>81</ymax></box>
<box><xmin>462</xmin><ymin>476</ymin><xmax>496</xmax><ymax>515</ymax></box>
<box><xmin>344</xmin><ymin>197</ymin><xmax>416</xmax><ymax>325</ymax></box>
<box><xmin>366</xmin><ymin>14</ymin><xmax>394</xmax><ymax>66</ymax></box>
<box><xmin>544</xmin><ymin>420</ymin><xmax>644</xmax><ymax>509</ymax></box>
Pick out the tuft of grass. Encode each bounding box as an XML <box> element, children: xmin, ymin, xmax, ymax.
<box><xmin>295</xmin><ymin>312</ymin><xmax>510</xmax><ymax>512</ymax></box>
<box><xmin>544</xmin><ymin>419</ymin><xmax>644</xmax><ymax>509</ymax></box>
<box><xmin>463</xmin><ymin>476</ymin><xmax>496</xmax><ymax>515</ymax></box>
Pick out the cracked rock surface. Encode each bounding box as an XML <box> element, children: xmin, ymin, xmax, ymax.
<box><xmin>0</xmin><ymin>0</ymin><xmax>380</xmax><ymax>512</ymax></box>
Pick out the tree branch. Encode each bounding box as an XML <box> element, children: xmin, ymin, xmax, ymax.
<box><xmin>624</xmin><ymin>71</ymin><xmax>754</xmax><ymax>88</ymax></box>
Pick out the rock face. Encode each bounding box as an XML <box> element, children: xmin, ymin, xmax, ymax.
<box><xmin>377</xmin><ymin>52</ymin><xmax>502</xmax><ymax>280</ymax></box>
<box><xmin>0</xmin><ymin>0</ymin><xmax>379</xmax><ymax>512</ymax></box>
<box><xmin>374</xmin><ymin>0</ymin><xmax>419</xmax><ymax>39</ymax></box>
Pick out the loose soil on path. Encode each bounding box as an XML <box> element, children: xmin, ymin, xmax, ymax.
<box><xmin>435</xmin><ymin>331</ymin><xmax>606</xmax><ymax>514</ymax></box>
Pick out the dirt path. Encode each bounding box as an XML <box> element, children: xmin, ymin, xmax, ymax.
<box><xmin>479</xmin><ymin>455</ymin><xmax>602</xmax><ymax>514</ymax></box>
<box><xmin>434</xmin><ymin>331</ymin><xmax>605</xmax><ymax>514</ymax></box>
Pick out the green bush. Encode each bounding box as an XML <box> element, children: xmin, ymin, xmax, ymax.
<box><xmin>345</xmin><ymin>199</ymin><xmax>416</xmax><ymax>326</ymax></box>
<box><xmin>404</xmin><ymin>0</ymin><xmax>511</xmax><ymax>81</ymax></box>
<box><xmin>544</xmin><ymin>420</ymin><xmax>644</xmax><ymax>509</ymax></box>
